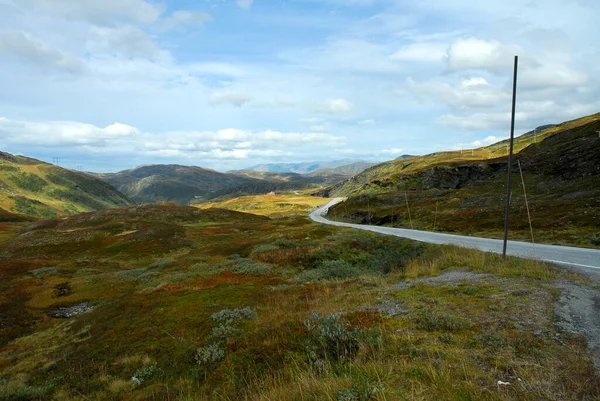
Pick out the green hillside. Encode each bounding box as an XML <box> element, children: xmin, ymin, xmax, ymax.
<box><xmin>323</xmin><ymin>112</ymin><xmax>600</xmax><ymax>247</ymax></box>
<box><xmin>0</xmin><ymin>152</ymin><xmax>132</xmax><ymax>219</ymax></box>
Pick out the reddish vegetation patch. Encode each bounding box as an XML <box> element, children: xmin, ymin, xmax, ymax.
<box><xmin>0</xmin><ymin>344</ymin><xmax>20</xmax><ymax>354</ymax></box>
<box><xmin>345</xmin><ymin>310</ymin><xmax>383</xmax><ymax>329</ymax></box>
<box><xmin>455</xmin><ymin>209</ymin><xmax>480</xmax><ymax>218</ymax></box>
<box><xmin>203</xmin><ymin>227</ymin><xmax>238</xmax><ymax>235</ymax></box>
<box><xmin>0</xmin><ymin>258</ymin><xmax>55</xmax><ymax>277</ymax></box>
<box><xmin>253</xmin><ymin>246</ymin><xmax>313</xmax><ymax>267</ymax></box>
<box><xmin>155</xmin><ymin>271</ymin><xmax>282</xmax><ymax>293</ymax></box>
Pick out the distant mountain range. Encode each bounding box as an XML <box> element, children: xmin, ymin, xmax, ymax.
<box><xmin>0</xmin><ymin>155</ymin><xmax>378</xmax><ymax>218</ymax></box>
<box><xmin>90</xmin><ymin>159</ymin><xmax>377</xmax><ymax>205</ymax></box>
<box><xmin>243</xmin><ymin>159</ymin><xmax>377</xmax><ymax>174</ymax></box>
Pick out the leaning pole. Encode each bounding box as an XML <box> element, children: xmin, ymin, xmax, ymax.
<box><xmin>502</xmin><ymin>56</ymin><xmax>519</xmax><ymax>260</ymax></box>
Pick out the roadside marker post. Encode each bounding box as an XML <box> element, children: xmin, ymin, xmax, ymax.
<box><xmin>502</xmin><ymin>56</ymin><xmax>519</xmax><ymax>261</ymax></box>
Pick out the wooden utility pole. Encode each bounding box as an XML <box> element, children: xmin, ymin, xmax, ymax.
<box><xmin>502</xmin><ymin>56</ymin><xmax>519</xmax><ymax>260</ymax></box>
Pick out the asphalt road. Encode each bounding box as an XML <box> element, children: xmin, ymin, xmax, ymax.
<box><xmin>310</xmin><ymin>198</ymin><xmax>600</xmax><ymax>271</ymax></box>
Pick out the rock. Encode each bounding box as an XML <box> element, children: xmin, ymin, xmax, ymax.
<box><xmin>47</xmin><ymin>302</ymin><xmax>95</xmax><ymax>318</ymax></box>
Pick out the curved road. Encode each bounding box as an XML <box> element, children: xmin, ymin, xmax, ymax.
<box><xmin>310</xmin><ymin>198</ymin><xmax>600</xmax><ymax>271</ymax></box>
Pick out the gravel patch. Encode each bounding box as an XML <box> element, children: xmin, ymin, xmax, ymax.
<box><xmin>390</xmin><ymin>271</ymin><xmax>491</xmax><ymax>290</ymax></box>
<box><xmin>555</xmin><ymin>282</ymin><xmax>600</xmax><ymax>373</ymax></box>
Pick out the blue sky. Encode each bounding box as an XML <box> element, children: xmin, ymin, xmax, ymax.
<box><xmin>0</xmin><ymin>0</ymin><xmax>598</xmax><ymax>172</ymax></box>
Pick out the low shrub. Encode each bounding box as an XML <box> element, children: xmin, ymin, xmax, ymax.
<box><xmin>416</xmin><ymin>312</ymin><xmax>469</xmax><ymax>332</ymax></box>
<box><xmin>337</xmin><ymin>379</ymin><xmax>385</xmax><ymax>401</ymax></box>
<box><xmin>220</xmin><ymin>257</ymin><xmax>273</xmax><ymax>275</ymax></box>
<box><xmin>298</xmin><ymin>260</ymin><xmax>360</xmax><ymax>282</ymax></box>
<box><xmin>132</xmin><ymin>365</ymin><xmax>162</xmax><ymax>383</ymax></box>
<box><xmin>252</xmin><ymin>244</ymin><xmax>279</xmax><ymax>253</ymax></box>
<box><xmin>211</xmin><ymin>307</ymin><xmax>256</xmax><ymax>323</ymax></box>
<box><xmin>590</xmin><ymin>233</ymin><xmax>600</xmax><ymax>246</ymax></box>
<box><xmin>195</xmin><ymin>343</ymin><xmax>226</xmax><ymax>367</ymax></box>
<box><xmin>28</xmin><ymin>267</ymin><xmax>60</xmax><ymax>277</ymax></box>
<box><xmin>304</xmin><ymin>312</ymin><xmax>362</xmax><ymax>362</ymax></box>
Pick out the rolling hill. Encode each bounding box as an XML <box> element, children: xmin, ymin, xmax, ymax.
<box><xmin>94</xmin><ymin>162</ymin><xmax>370</xmax><ymax>205</ymax></box>
<box><xmin>0</xmin><ymin>151</ymin><xmax>133</xmax><ymax>220</ymax></box>
<box><xmin>321</xmin><ymin>112</ymin><xmax>600</xmax><ymax>247</ymax></box>
<box><xmin>92</xmin><ymin>164</ymin><xmax>326</xmax><ymax>204</ymax></box>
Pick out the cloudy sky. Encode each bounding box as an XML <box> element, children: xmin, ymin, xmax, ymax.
<box><xmin>0</xmin><ymin>0</ymin><xmax>598</xmax><ymax>172</ymax></box>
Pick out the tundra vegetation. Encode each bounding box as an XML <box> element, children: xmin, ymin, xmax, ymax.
<box><xmin>0</xmin><ymin>201</ymin><xmax>598</xmax><ymax>400</ymax></box>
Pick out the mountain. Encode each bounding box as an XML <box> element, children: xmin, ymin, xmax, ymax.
<box><xmin>320</xmin><ymin>112</ymin><xmax>600</xmax><ymax>247</ymax></box>
<box><xmin>0</xmin><ymin>151</ymin><xmax>133</xmax><ymax>219</ymax></box>
<box><xmin>91</xmin><ymin>164</ymin><xmax>259</xmax><ymax>204</ymax></box>
<box><xmin>93</xmin><ymin>164</ymin><xmax>327</xmax><ymax>204</ymax></box>
<box><xmin>245</xmin><ymin>159</ymin><xmax>375</xmax><ymax>174</ymax></box>
<box><xmin>307</xmin><ymin>161</ymin><xmax>379</xmax><ymax>177</ymax></box>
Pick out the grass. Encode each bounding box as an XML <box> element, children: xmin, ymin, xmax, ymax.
<box><xmin>0</xmin><ymin>204</ymin><xmax>598</xmax><ymax>400</ymax></box>
<box><xmin>194</xmin><ymin>194</ymin><xmax>331</xmax><ymax>218</ymax></box>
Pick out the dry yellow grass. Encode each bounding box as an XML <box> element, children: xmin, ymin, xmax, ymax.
<box><xmin>194</xmin><ymin>194</ymin><xmax>332</xmax><ymax>217</ymax></box>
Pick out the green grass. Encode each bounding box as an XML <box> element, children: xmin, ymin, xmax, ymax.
<box><xmin>0</xmin><ymin>205</ymin><xmax>598</xmax><ymax>400</ymax></box>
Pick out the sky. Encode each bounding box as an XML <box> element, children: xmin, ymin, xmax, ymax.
<box><xmin>0</xmin><ymin>0</ymin><xmax>598</xmax><ymax>172</ymax></box>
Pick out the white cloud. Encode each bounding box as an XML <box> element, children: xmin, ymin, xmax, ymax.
<box><xmin>309</xmin><ymin>124</ymin><xmax>329</xmax><ymax>133</ymax></box>
<box><xmin>298</xmin><ymin>117</ymin><xmax>323</xmax><ymax>124</ymax></box>
<box><xmin>317</xmin><ymin>98</ymin><xmax>354</xmax><ymax>114</ymax></box>
<box><xmin>0</xmin><ymin>30</ymin><xmax>84</xmax><ymax>73</ymax></box>
<box><xmin>379</xmin><ymin>148</ymin><xmax>405</xmax><ymax>154</ymax></box>
<box><xmin>89</xmin><ymin>26</ymin><xmax>163</xmax><ymax>59</ymax></box>
<box><xmin>275</xmin><ymin>95</ymin><xmax>296</xmax><ymax>107</ymax></box>
<box><xmin>25</xmin><ymin>0</ymin><xmax>165</xmax><ymax>26</ymax></box>
<box><xmin>357</xmin><ymin>119</ymin><xmax>375</xmax><ymax>125</ymax></box>
<box><xmin>0</xmin><ymin>117</ymin><xmax>140</xmax><ymax>146</ymax></box>
<box><xmin>520</xmin><ymin>65</ymin><xmax>588</xmax><ymax>89</ymax></box>
<box><xmin>236</xmin><ymin>0</ymin><xmax>254</xmax><ymax>9</ymax></box>
<box><xmin>0</xmin><ymin>117</ymin><xmax>344</xmax><ymax>164</ymax></box>
<box><xmin>209</xmin><ymin>90</ymin><xmax>252</xmax><ymax>107</ymax></box>
<box><xmin>160</xmin><ymin>11</ymin><xmax>212</xmax><ymax>30</ymax></box>
<box><xmin>436</xmin><ymin>112</ymin><xmax>529</xmax><ymax>131</ymax></box>
<box><xmin>390</xmin><ymin>42</ymin><xmax>447</xmax><ymax>62</ymax></box>
<box><xmin>446</xmin><ymin>37</ymin><xmax>522</xmax><ymax>73</ymax></box>
<box><xmin>405</xmin><ymin>77</ymin><xmax>510</xmax><ymax>111</ymax></box>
